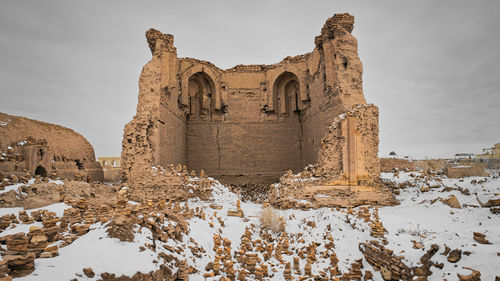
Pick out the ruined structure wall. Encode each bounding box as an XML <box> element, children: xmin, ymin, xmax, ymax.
<box><xmin>300</xmin><ymin>15</ymin><xmax>367</xmax><ymax>168</ymax></box>
<box><xmin>157</xmin><ymin>101</ymin><xmax>186</xmax><ymax>168</ymax></box>
<box><xmin>122</xmin><ymin>34</ymin><xmax>188</xmax><ymax>180</ymax></box>
<box><xmin>185</xmin><ymin>68</ymin><xmax>304</xmax><ymax>178</ymax></box>
<box><xmin>300</xmin><ymin>57</ymin><xmax>345</xmax><ymax>167</ymax></box>
<box><xmin>0</xmin><ymin>112</ymin><xmax>103</xmax><ymax>181</ymax></box>
<box><xmin>313</xmin><ymin>104</ymin><xmax>380</xmax><ymax>184</ymax></box>
<box><xmin>122</xmin><ymin>60</ymin><xmax>162</xmax><ymax>181</ymax></box>
<box><xmin>157</xmin><ymin>46</ymin><xmax>186</xmax><ymax>168</ymax></box>
<box><xmin>122</xmin><ymin>13</ymin><xmax>380</xmax><ymax>186</ymax></box>
<box><xmin>0</xmin><ymin>113</ymin><xmax>96</xmax><ymax>160</ymax></box>
<box><xmin>187</xmin><ymin>118</ymin><xmax>302</xmax><ymax>177</ymax></box>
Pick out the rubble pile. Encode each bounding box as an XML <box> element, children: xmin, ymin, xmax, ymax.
<box><xmin>359</xmin><ymin>241</ymin><xmax>412</xmax><ymax>281</ymax></box>
<box><xmin>367</xmin><ymin>208</ymin><xmax>384</xmax><ymax>239</ymax></box>
<box><xmin>1</xmin><ymin>233</ymin><xmax>35</xmax><ymax>277</ymax></box>
<box><xmin>126</xmin><ymin>165</ymin><xmax>213</xmax><ymax>203</ymax></box>
<box><xmin>269</xmin><ymin>166</ymin><xmax>398</xmax><ymax>210</ymax></box>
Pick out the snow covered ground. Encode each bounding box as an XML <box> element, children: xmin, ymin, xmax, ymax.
<box><xmin>18</xmin><ymin>226</ymin><xmax>158</xmax><ymax>281</ymax></box>
<box><xmin>0</xmin><ymin>172</ymin><xmax>499</xmax><ymax>280</ymax></box>
<box><xmin>379</xmin><ymin>171</ymin><xmax>500</xmax><ymax>280</ymax></box>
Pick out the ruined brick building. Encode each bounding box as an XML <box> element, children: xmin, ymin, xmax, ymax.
<box><xmin>123</xmin><ymin>14</ymin><xmax>381</xmax><ymax>190</ymax></box>
<box><xmin>0</xmin><ymin>112</ymin><xmax>103</xmax><ymax>182</ymax></box>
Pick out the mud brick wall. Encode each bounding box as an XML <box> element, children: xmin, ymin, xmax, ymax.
<box><xmin>187</xmin><ymin>118</ymin><xmax>302</xmax><ymax>177</ymax></box>
<box><xmin>0</xmin><ymin>112</ymin><xmax>103</xmax><ymax>182</ymax></box>
<box><xmin>122</xmin><ymin>13</ymin><xmax>379</xmax><ymax>185</ymax></box>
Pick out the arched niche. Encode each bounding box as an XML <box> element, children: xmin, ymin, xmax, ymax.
<box><xmin>187</xmin><ymin>72</ymin><xmax>217</xmax><ymax>120</ymax></box>
<box><xmin>180</xmin><ymin>65</ymin><xmax>222</xmax><ymax>111</ymax></box>
<box><xmin>272</xmin><ymin>72</ymin><xmax>301</xmax><ymax>115</ymax></box>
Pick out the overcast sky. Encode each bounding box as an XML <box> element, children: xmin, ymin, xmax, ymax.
<box><xmin>1</xmin><ymin>0</ymin><xmax>499</xmax><ymax>159</ymax></box>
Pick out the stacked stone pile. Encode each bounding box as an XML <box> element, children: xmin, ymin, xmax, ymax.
<box><xmin>369</xmin><ymin>207</ymin><xmax>385</xmax><ymax>239</ymax></box>
<box><xmin>1</xmin><ymin>233</ymin><xmax>35</xmax><ymax>277</ymax></box>
<box><xmin>227</xmin><ymin>200</ymin><xmax>244</xmax><ymax>217</ymax></box>
<box><xmin>0</xmin><ymin>215</ymin><xmax>17</xmax><ymax>231</ymax></box>
<box><xmin>201</xmin><ymin>219</ymin><xmax>382</xmax><ymax>281</ymax></box>
<box><xmin>342</xmin><ymin>259</ymin><xmax>363</xmax><ymax>280</ymax></box>
<box><xmin>26</xmin><ymin>226</ymin><xmax>48</xmax><ymax>258</ymax></box>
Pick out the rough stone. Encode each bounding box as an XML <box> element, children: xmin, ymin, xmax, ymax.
<box><xmin>444</xmin><ymin>195</ymin><xmax>462</xmax><ymax>209</ymax></box>
<box><xmin>380</xmin><ymin>266</ymin><xmax>392</xmax><ymax>281</ymax></box>
<box><xmin>473</xmin><ymin>232</ymin><xmax>492</xmax><ymax>244</ymax></box>
<box><xmin>457</xmin><ymin>267</ymin><xmax>481</xmax><ymax>281</ymax></box>
<box><xmin>447</xmin><ymin>249</ymin><xmax>462</xmax><ymax>263</ymax></box>
<box><xmin>83</xmin><ymin>267</ymin><xmax>95</xmax><ymax>278</ymax></box>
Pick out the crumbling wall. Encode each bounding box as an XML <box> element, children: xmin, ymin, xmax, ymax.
<box><xmin>301</xmin><ymin>13</ymin><xmax>367</xmax><ymax>166</ymax></box>
<box><xmin>122</xmin><ymin>29</ymin><xmax>185</xmax><ymax>185</ymax></box>
<box><xmin>122</xmin><ymin>13</ymin><xmax>381</xmax><ymax>188</ymax></box>
<box><xmin>0</xmin><ymin>112</ymin><xmax>103</xmax><ymax>182</ymax></box>
<box><xmin>267</xmin><ymin>105</ymin><xmax>390</xmax><ymax>209</ymax></box>
<box><xmin>313</xmin><ymin>104</ymin><xmax>380</xmax><ymax>185</ymax></box>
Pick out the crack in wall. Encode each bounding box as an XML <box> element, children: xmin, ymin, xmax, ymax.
<box><xmin>206</xmin><ymin>121</ymin><xmax>222</xmax><ymax>170</ymax></box>
<box><xmin>298</xmin><ymin>112</ymin><xmax>304</xmax><ymax>168</ymax></box>
<box><xmin>215</xmin><ymin>124</ymin><xmax>221</xmax><ymax>169</ymax></box>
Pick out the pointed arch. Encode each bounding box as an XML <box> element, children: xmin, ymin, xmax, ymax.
<box><xmin>187</xmin><ymin>72</ymin><xmax>216</xmax><ymax>119</ymax></box>
<box><xmin>180</xmin><ymin>64</ymin><xmax>221</xmax><ymax>110</ymax></box>
<box><xmin>271</xmin><ymin>72</ymin><xmax>301</xmax><ymax>115</ymax></box>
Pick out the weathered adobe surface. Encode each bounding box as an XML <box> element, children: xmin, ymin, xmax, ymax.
<box><xmin>122</xmin><ymin>13</ymin><xmax>392</xmax><ymax>206</ymax></box>
<box><xmin>0</xmin><ymin>112</ymin><xmax>103</xmax><ymax>183</ymax></box>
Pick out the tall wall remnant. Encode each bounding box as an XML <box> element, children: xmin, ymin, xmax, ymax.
<box><xmin>0</xmin><ymin>112</ymin><xmax>103</xmax><ymax>182</ymax></box>
<box><xmin>122</xmin><ymin>13</ymin><xmax>383</xmax><ymax>198</ymax></box>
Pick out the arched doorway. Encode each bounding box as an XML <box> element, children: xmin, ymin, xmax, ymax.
<box><xmin>272</xmin><ymin>72</ymin><xmax>300</xmax><ymax>115</ymax></box>
<box><xmin>187</xmin><ymin>72</ymin><xmax>216</xmax><ymax>120</ymax></box>
<box><xmin>35</xmin><ymin>165</ymin><xmax>47</xmax><ymax>177</ymax></box>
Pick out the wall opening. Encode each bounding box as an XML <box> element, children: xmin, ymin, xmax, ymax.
<box><xmin>38</xmin><ymin>148</ymin><xmax>45</xmax><ymax>159</ymax></box>
<box><xmin>187</xmin><ymin>72</ymin><xmax>216</xmax><ymax>121</ymax></box>
<box><xmin>272</xmin><ymin>72</ymin><xmax>301</xmax><ymax>115</ymax></box>
<box><xmin>35</xmin><ymin>165</ymin><xmax>47</xmax><ymax>177</ymax></box>
<box><xmin>75</xmin><ymin>160</ymin><xmax>84</xmax><ymax>170</ymax></box>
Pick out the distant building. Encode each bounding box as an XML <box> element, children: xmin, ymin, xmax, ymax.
<box><xmin>98</xmin><ymin>157</ymin><xmax>121</xmax><ymax>167</ymax></box>
<box><xmin>476</xmin><ymin>143</ymin><xmax>500</xmax><ymax>161</ymax></box>
<box><xmin>454</xmin><ymin>153</ymin><xmax>475</xmax><ymax>160</ymax></box>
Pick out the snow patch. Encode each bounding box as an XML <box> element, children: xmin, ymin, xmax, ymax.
<box><xmin>18</xmin><ymin>225</ymin><xmax>158</xmax><ymax>280</ymax></box>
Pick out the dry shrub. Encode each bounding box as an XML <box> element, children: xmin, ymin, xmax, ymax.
<box><xmin>259</xmin><ymin>206</ymin><xmax>285</xmax><ymax>233</ymax></box>
<box><xmin>396</xmin><ymin>224</ymin><xmax>430</xmax><ymax>244</ymax></box>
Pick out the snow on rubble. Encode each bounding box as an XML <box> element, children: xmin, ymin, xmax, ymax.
<box><xmin>0</xmin><ymin>172</ymin><xmax>498</xmax><ymax>280</ymax></box>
